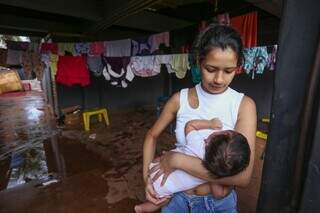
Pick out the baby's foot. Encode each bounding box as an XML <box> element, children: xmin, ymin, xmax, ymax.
<box><xmin>134</xmin><ymin>205</ymin><xmax>143</xmax><ymax>213</ymax></box>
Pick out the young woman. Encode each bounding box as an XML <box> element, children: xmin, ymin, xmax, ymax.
<box><xmin>143</xmin><ymin>24</ymin><xmax>257</xmax><ymax>212</ymax></box>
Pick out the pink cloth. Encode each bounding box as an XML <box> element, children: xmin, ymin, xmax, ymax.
<box><xmin>89</xmin><ymin>42</ymin><xmax>105</xmax><ymax>55</ymax></box>
<box><xmin>149</xmin><ymin>32</ymin><xmax>170</xmax><ymax>53</ymax></box>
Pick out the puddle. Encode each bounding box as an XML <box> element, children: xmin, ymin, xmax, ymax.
<box><xmin>0</xmin><ymin>92</ymin><xmax>64</xmax><ymax>191</ymax></box>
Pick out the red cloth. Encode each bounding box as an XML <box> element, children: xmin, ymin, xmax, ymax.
<box><xmin>56</xmin><ymin>56</ymin><xmax>90</xmax><ymax>86</ymax></box>
<box><xmin>40</xmin><ymin>43</ymin><xmax>58</xmax><ymax>54</ymax></box>
<box><xmin>230</xmin><ymin>12</ymin><xmax>257</xmax><ymax>48</ymax></box>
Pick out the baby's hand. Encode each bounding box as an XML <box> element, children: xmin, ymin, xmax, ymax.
<box><xmin>210</xmin><ymin>118</ymin><xmax>222</xmax><ymax>129</ymax></box>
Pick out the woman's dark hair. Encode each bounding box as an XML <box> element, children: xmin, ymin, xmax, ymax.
<box><xmin>202</xmin><ymin>131</ymin><xmax>250</xmax><ymax>178</ymax></box>
<box><xmin>193</xmin><ymin>24</ymin><xmax>244</xmax><ymax>66</ymax></box>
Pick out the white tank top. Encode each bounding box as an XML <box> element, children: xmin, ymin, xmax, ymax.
<box><xmin>175</xmin><ymin>83</ymin><xmax>244</xmax><ymax>148</ymax></box>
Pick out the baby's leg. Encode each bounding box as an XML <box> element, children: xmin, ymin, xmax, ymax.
<box><xmin>134</xmin><ymin>199</ymin><xmax>170</xmax><ymax>213</ymax></box>
<box><xmin>134</xmin><ymin>202</ymin><xmax>160</xmax><ymax>213</ymax></box>
<box><xmin>210</xmin><ymin>183</ymin><xmax>232</xmax><ymax>199</ymax></box>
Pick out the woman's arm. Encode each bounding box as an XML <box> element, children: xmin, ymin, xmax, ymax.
<box><xmin>143</xmin><ymin>92</ymin><xmax>180</xmax><ymax>183</ymax></box>
<box><xmin>155</xmin><ymin>96</ymin><xmax>257</xmax><ymax>187</ymax></box>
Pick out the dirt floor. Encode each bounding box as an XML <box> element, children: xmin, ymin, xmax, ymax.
<box><xmin>0</xmin><ymin>91</ymin><xmax>266</xmax><ymax>213</ymax></box>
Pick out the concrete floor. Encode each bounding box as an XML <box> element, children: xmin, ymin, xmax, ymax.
<box><xmin>0</xmin><ymin>91</ymin><xmax>266</xmax><ymax>213</ymax></box>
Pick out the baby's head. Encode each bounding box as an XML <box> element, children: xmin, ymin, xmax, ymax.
<box><xmin>202</xmin><ymin>130</ymin><xmax>250</xmax><ymax>178</ymax></box>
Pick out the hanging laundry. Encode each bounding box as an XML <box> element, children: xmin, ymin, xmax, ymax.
<box><xmin>87</xmin><ymin>55</ymin><xmax>104</xmax><ymax>77</ymax></box>
<box><xmin>75</xmin><ymin>42</ymin><xmax>90</xmax><ymax>55</ymax></box>
<box><xmin>243</xmin><ymin>46</ymin><xmax>268</xmax><ymax>79</ymax></box>
<box><xmin>49</xmin><ymin>54</ymin><xmax>59</xmax><ymax>76</ymax></box>
<box><xmin>56</xmin><ymin>56</ymin><xmax>90</xmax><ymax>86</ymax></box>
<box><xmin>89</xmin><ymin>42</ymin><xmax>104</xmax><ymax>56</ymax></box>
<box><xmin>6</xmin><ymin>49</ymin><xmax>23</xmax><ymax>65</ymax></box>
<box><xmin>104</xmin><ymin>39</ymin><xmax>131</xmax><ymax>57</ymax></box>
<box><xmin>171</xmin><ymin>54</ymin><xmax>190</xmax><ymax>79</ymax></box>
<box><xmin>231</xmin><ymin>11</ymin><xmax>257</xmax><ymax>48</ymax></box>
<box><xmin>22</xmin><ymin>49</ymin><xmax>45</xmax><ymax>80</ymax></box>
<box><xmin>58</xmin><ymin>43</ymin><xmax>76</xmax><ymax>56</ymax></box>
<box><xmin>40</xmin><ymin>43</ymin><xmax>58</xmax><ymax>54</ymax></box>
<box><xmin>149</xmin><ymin>32</ymin><xmax>170</xmax><ymax>54</ymax></box>
<box><xmin>129</xmin><ymin>56</ymin><xmax>159</xmax><ymax>77</ymax></box>
<box><xmin>28</xmin><ymin>42</ymin><xmax>40</xmax><ymax>53</ymax></box>
<box><xmin>0</xmin><ymin>48</ymin><xmax>7</xmax><ymax>67</ymax></box>
<box><xmin>267</xmin><ymin>45</ymin><xmax>278</xmax><ymax>71</ymax></box>
<box><xmin>131</xmin><ymin>37</ymin><xmax>151</xmax><ymax>56</ymax></box>
<box><xmin>102</xmin><ymin>56</ymin><xmax>134</xmax><ymax>88</ymax></box>
<box><xmin>155</xmin><ymin>55</ymin><xmax>174</xmax><ymax>73</ymax></box>
<box><xmin>6</xmin><ymin>41</ymin><xmax>29</xmax><ymax>51</ymax></box>
<box><xmin>190</xmin><ymin>65</ymin><xmax>201</xmax><ymax>84</ymax></box>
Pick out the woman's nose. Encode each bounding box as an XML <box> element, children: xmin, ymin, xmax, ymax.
<box><xmin>214</xmin><ymin>71</ymin><xmax>224</xmax><ymax>84</ymax></box>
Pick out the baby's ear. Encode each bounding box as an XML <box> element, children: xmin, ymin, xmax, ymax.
<box><xmin>204</xmin><ymin>139</ymin><xmax>209</xmax><ymax>146</ymax></box>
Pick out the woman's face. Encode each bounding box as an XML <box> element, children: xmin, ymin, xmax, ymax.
<box><xmin>200</xmin><ymin>47</ymin><xmax>238</xmax><ymax>94</ymax></box>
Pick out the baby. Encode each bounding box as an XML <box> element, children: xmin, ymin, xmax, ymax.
<box><xmin>135</xmin><ymin>118</ymin><xmax>251</xmax><ymax>212</ymax></box>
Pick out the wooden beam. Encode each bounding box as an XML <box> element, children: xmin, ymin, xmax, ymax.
<box><xmin>115</xmin><ymin>11</ymin><xmax>193</xmax><ymax>32</ymax></box>
<box><xmin>0</xmin><ymin>14</ymin><xmax>83</xmax><ymax>34</ymax></box>
<box><xmin>0</xmin><ymin>0</ymin><xmax>101</xmax><ymax>21</ymax></box>
<box><xmin>90</xmin><ymin>0</ymin><xmax>162</xmax><ymax>33</ymax></box>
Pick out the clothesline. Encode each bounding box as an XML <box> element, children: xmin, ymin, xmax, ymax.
<box><xmin>1</xmin><ymin>39</ymin><xmax>278</xmax><ymax>88</ymax></box>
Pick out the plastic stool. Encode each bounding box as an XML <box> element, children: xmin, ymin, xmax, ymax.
<box><xmin>82</xmin><ymin>108</ymin><xmax>110</xmax><ymax>131</ymax></box>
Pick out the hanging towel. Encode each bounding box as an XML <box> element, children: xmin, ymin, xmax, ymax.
<box><xmin>75</xmin><ymin>42</ymin><xmax>90</xmax><ymax>55</ymax></box>
<box><xmin>243</xmin><ymin>46</ymin><xmax>268</xmax><ymax>79</ymax></box>
<box><xmin>231</xmin><ymin>11</ymin><xmax>257</xmax><ymax>48</ymax></box>
<box><xmin>129</xmin><ymin>56</ymin><xmax>159</xmax><ymax>77</ymax></box>
<box><xmin>131</xmin><ymin>37</ymin><xmax>151</xmax><ymax>56</ymax></box>
<box><xmin>171</xmin><ymin>54</ymin><xmax>190</xmax><ymax>79</ymax></box>
<box><xmin>49</xmin><ymin>54</ymin><xmax>59</xmax><ymax>76</ymax></box>
<box><xmin>155</xmin><ymin>54</ymin><xmax>174</xmax><ymax>73</ymax></box>
<box><xmin>89</xmin><ymin>42</ymin><xmax>104</xmax><ymax>56</ymax></box>
<box><xmin>149</xmin><ymin>32</ymin><xmax>170</xmax><ymax>54</ymax></box>
<box><xmin>40</xmin><ymin>43</ymin><xmax>58</xmax><ymax>54</ymax></box>
<box><xmin>58</xmin><ymin>43</ymin><xmax>76</xmax><ymax>56</ymax></box>
<box><xmin>87</xmin><ymin>55</ymin><xmax>104</xmax><ymax>77</ymax></box>
<box><xmin>56</xmin><ymin>56</ymin><xmax>90</xmax><ymax>86</ymax></box>
<box><xmin>104</xmin><ymin>39</ymin><xmax>131</xmax><ymax>57</ymax></box>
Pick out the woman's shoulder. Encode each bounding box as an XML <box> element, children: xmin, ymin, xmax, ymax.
<box><xmin>239</xmin><ymin>95</ymin><xmax>256</xmax><ymax>113</ymax></box>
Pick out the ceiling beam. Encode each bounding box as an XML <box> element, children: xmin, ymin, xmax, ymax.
<box><xmin>89</xmin><ymin>0</ymin><xmax>163</xmax><ymax>34</ymax></box>
<box><xmin>0</xmin><ymin>0</ymin><xmax>101</xmax><ymax>21</ymax></box>
<box><xmin>0</xmin><ymin>14</ymin><xmax>83</xmax><ymax>35</ymax></box>
<box><xmin>246</xmin><ymin>0</ymin><xmax>282</xmax><ymax>17</ymax></box>
<box><xmin>116</xmin><ymin>11</ymin><xmax>193</xmax><ymax>32</ymax></box>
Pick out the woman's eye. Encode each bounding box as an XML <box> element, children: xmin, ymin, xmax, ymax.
<box><xmin>206</xmin><ymin>68</ymin><xmax>217</xmax><ymax>72</ymax></box>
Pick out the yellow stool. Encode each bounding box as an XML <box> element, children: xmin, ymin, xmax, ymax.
<box><xmin>256</xmin><ymin>130</ymin><xmax>268</xmax><ymax>140</ymax></box>
<box><xmin>82</xmin><ymin>108</ymin><xmax>110</xmax><ymax>131</ymax></box>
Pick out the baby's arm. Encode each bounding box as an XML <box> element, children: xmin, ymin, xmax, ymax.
<box><xmin>185</xmin><ymin>118</ymin><xmax>222</xmax><ymax>136</ymax></box>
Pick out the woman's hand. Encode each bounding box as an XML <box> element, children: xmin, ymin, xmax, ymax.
<box><xmin>149</xmin><ymin>151</ymin><xmax>179</xmax><ymax>186</ymax></box>
<box><xmin>145</xmin><ymin>176</ymin><xmax>170</xmax><ymax>205</ymax></box>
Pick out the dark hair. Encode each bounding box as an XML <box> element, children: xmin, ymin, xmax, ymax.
<box><xmin>193</xmin><ymin>24</ymin><xmax>243</xmax><ymax>66</ymax></box>
<box><xmin>202</xmin><ymin>130</ymin><xmax>250</xmax><ymax>178</ymax></box>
